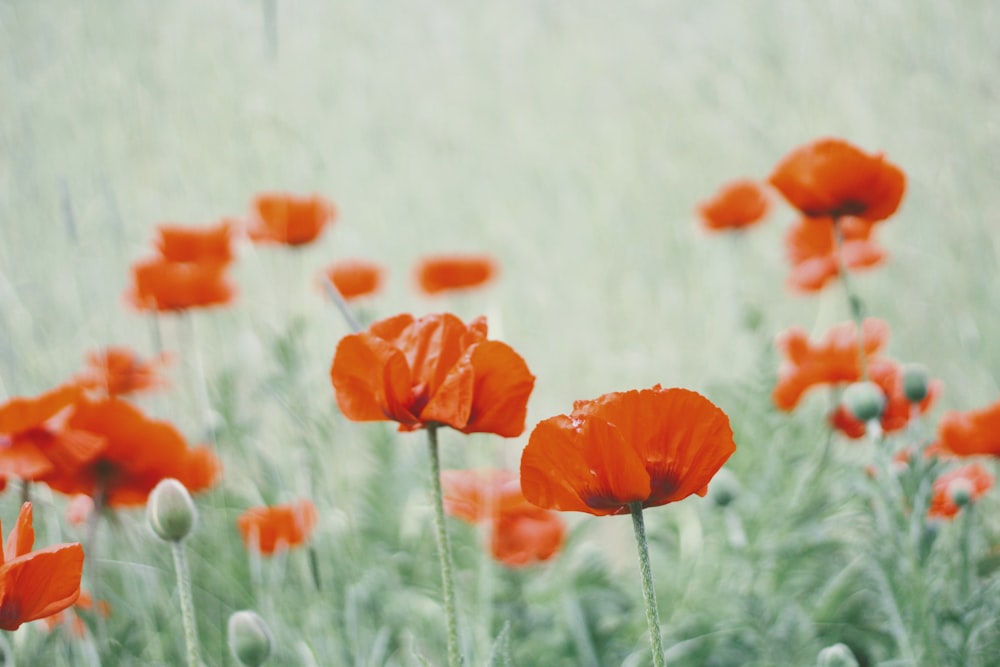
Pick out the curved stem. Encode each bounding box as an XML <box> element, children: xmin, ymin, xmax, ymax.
<box><xmin>629</xmin><ymin>502</ymin><xmax>666</xmax><ymax>667</ymax></box>
<box><xmin>172</xmin><ymin>541</ymin><xmax>201</xmax><ymax>667</ymax></box>
<box><xmin>832</xmin><ymin>217</ymin><xmax>868</xmax><ymax>379</ymax></box>
<box><xmin>427</xmin><ymin>426</ymin><xmax>462</xmax><ymax>666</ymax></box>
<box><xmin>322</xmin><ymin>276</ymin><xmax>363</xmax><ymax>333</ymax></box>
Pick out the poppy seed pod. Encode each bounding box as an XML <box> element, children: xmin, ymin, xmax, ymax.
<box><xmin>902</xmin><ymin>363</ymin><xmax>930</xmax><ymax>403</ymax></box>
<box><xmin>841</xmin><ymin>382</ymin><xmax>886</xmax><ymax>423</ymax></box>
<box><xmin>816</xmin><ymin>643</ymin><xmax>859</xmax><ymax>667</ymax></box>
<box><xmin>228</xmin><ymin>610</ymin><xmax>273</xmax><ymax>666</ymax></box>
<box><xmin>148</xmin><ymin>479</ymin><xmax>197</xmax><ymax>542</ymax></box>
<box><xmin>947</xmin><ymin>477</ymin><xmax>975</xmax><ymax>508</ymax></box>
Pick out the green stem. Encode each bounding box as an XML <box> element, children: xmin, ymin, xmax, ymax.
<box><xmin>172</xmin><ymin>541</ymin><xmax>201</xmax><ymax>667</ymax></box>
<box><xmin>321</xmin><ymin>276</ymin><xmax>363</xmax><ymax>333</ymax></box>
<box><xmin>832</xmin><ymin>217</ymin><xmax>868</xmax><ymax>379</ymax></box>
<box><xmin>427</xmin><ymin>426</ymin><xmax>462</xmax><ymax>667</ymax></box>
<box><xmin>960</xmin><ymin>503</ymin><xmax>974</xmax><ymax>601</ymax></box>
<box><xmin>629</xmin><ymin>502</ymin><xmax>666</xmax><ymax>667</ymax></box>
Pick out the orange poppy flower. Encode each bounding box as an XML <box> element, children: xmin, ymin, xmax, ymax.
<box><xmin>520</xmin><ymin>386</ymin><xmax>736</xmax><ymax>516</ymax></box>
<box><xmin>42</xmin><ymin>590</ymin><xmax>111</xmax><ymax>637</ymax></box>
<box><xmin>248</xmin><ymin>193</ymin><xmax>336</xmax><ymax>246</ymax></box>
<box><xmin>773</xmin><ymin>318</ymin><xmax>890</xmax><ymax>412</ymax></box>
<box><xmin>442</xmin><ymin>469</ymin><xmax>565</xmax><ymax>568</ymax></box>
<box><xmin>928</xmin><ymin>464</ymin><xmax>994</xmax><ymax>519</ymax></box>
<box><xmin>0</xmin><ymin>502</ymin><xmax>84</xmax><ymax>631</ymax></box>
<box><xmin>414</xmin><ymin>254</ymin><xmax>498</xmax><ymax>295</ymax></box>
<box><xmin>784</xmin><ymin>216</ymin><xmax>887</xmax><ymax>292</ymax></box>
<box><xmin>322</xmin><ymin>259</ymin><xmax>385</xmax><ymax>301</ymax></box>
<box><xmin>769</xmin><ymin>138</ymin><xmax>906</xmax><ymax>222</ymax></box>
<box><xmin>331</xmin><ymin>312</ymin><xmax>535</xmax><ymax>436</ymax></box>
<box><xmin>42</xmin><ymin>398</ymin><xmax>221</xmax><ymax>507</ymax></box>
<box><xmin>127</xmin><ymin>256</ymin><xmax>236</xmax><ymax>312</ymax></box>
<box><xmin>236</xmin><ymin>500</ymin><xmax>318</xmax><ymax>555</ymax></box>
<box><xmin>935</xmin><ymin>398</ymin><xmax>1000</xmax><ymax>457</ymax></box>
<box><xmin>0</xmin><ymin>384</ymin><xmax>104</xmax><ymax>481</ymax></box>
<box><xmin>77</xmin><ymin>346</ymin><xmax>170</xmax><ymax>398</ymax></box>
<box><xmin>156</xmin><ymin>221</ymin><xmax>235</xmax><ymax>264</ymax></box>
<box><xmin>696</xmin><ymin>179</ymin><xmax>771</xmax><ymax>232</ymax></box>
<box><xmin>830</xmin><ymin>359</ymin><xmax>942</xmax><ymax>439</ymax></box>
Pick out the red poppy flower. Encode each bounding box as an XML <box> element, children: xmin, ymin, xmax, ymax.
<box><xmin>248</xmin><ymin>193</ymin><xmax>336</xmax><ymax>247</ymax></box>
<box><xmin>414</xmin><ymin>254</ymin><xmax>498</xmax><ymax>295</ymax></box>
<box><xmin>773</xmin><ymin>318</ymin><xmax>890</xmax><ymax>412</ymax></box>
<box><xmin>784</xmin><ymin>216</ymin><xmax>887</xmax><ymax>292</ymax></box>
<box><xmin>0</xmin><ymin>384</ymin><xmax>104</xmax><ymax>481</ymax></box>
<box><xmin>830</xmin><ymin>359</ymin><xmax>942</xmax><ymax>439</ymax></box>
<box><xmin>127</xmin><ymin>256</ymin><xmax>236</xmax><ymax>312</ymax></box>
<box><xmin>442</xmin><ymin>469</ymin><xmax>565</xmax><ymax>567</ymax></box>
<box><xmin>769</xmin><ymin>138</ymin><xmax>906</xmax><ymax>222</ymax></box>
<box><xmin>322</xmin><ymin>259</ymin><xmax>385</xmax><ymax>301</ymax></box>
<box><xmin>696</xmin><ymin>179</ymin><xmax>771</xmax><ymax>232</ymax></box>
<box><xmin>331</xmin><ymin>313</ymin><xmax>535</xmax><ymax>436</ymax></box>
<box><xmin>928</xmin><ymin>464</ymin><xmax>994</xmax><ymax>519</ymax></box>
<box><xmin>42</xmin><ymin>398</ymin><xmax>221</xmax><ymax>507</ymax></box>
<box><xmin>236</xmin><ymin>500</ymin><xmax>318</xmax><ymax>555</ymax></box>
<box><xmin>935</xmin><ymin>398</ymin><xmax>1000</xmax><ymax>457</ymax></box>
<box><xmin>42</xmin><ymin>590</ymin><xmax>111</xmax><ymax>637</ymax></box>
<box><xmin>520</xmin><ymin>386</ymin><xmax>736</xmax><ymax>516</ymax></box>
<box><xmin>77</xmin><ymin>346</ymin><xmax>170</xmax><ymax>398</ymax></box>
<box><xmin>155</xmin><ymin>221</ymin><xmax>235</xmax><ymax>264</ymax></box>
<box><xmin>0</xmin><ymin>502</ymin><xmax>84</xmax><ymax>631</ymax></box>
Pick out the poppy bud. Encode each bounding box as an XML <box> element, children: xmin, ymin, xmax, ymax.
<box><xmin>948</xmin><ymin>477</ymin><xmax>975</xmax><ymax>508</ymax></box>
<box><xmin>228</xmin><ymin>610</ymin><xmax>273</xmax><ymax>666</ymax></box>
<box><xmin>841</xmin><ymin>382</ymin><xmax>886</xmax><ymax>423</ymax></box>
<box><xmin>816</xmin><ymin>642</ymin><xmax>859</xmax><ymax>667</ymax></box>
<box><xmin>902</xmin><ymin>364</ymin><xmax>930</xmax><ymax>403</ymax></box>
<box><xmin>148</xmin><ymin>479</ymin><xmax>197</xmax><ymax>542</ymax></box>
<box><xmin>709</xmin><ymin>468</ymin><xmax>740</xmax><ymax>508</ymax></box>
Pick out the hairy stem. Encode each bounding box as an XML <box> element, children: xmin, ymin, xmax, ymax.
<box><xmin>427</xmin><ymin>426</ymin><xmax>462</xmax><ymax>666</ymax></box>
<box><xmin>629</xmin><ymin>502</ymin><xmax>666</xmax><ymax>667</ymax></box>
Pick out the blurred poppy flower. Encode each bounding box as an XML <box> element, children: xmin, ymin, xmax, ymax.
<box><xmin>520</xmin><ymin>385</ymin><xmax>736</xmax><ymax>516</ymax></box>
<box><xmin>0</xmin><ymin>384</ymin><xmax>103</xmax><ymax>481</ymax></box>
<box><xmin>156</xmin><ymin>221</ymin><xmax>235</xmax><ymax>264</ymax></box>
<box><xmin>928</xmin><ymin>464</ymin><xmax>994</xmax><ymax>519</ymax></box>
<box><xmin>236</xmin><ymin>500</ymin><xmax>317</xmax><ymax>555</ymax></box>
<box><xmin>331</xmin><ymin>312</ymin><xmax>535</xmax><ymax>436</ymax></box>
<box><xmin>42</xmin><ymin>398</ymin><xmax>221</xmax><ymax>508</ymax></box>
<box><xmin>322</xmin><ymin>259</ymin><xmax>385</xmax><ymax>301</ymax></box>
<box><xmin>442</xmin><ymin>469</ymin><xmax>564</xmax><ymax>568</ymax></box>
<box><xmin>127</xmin><ymin>256</ymin><xmax>236</xmax><ymax>312</ymax></box>
<box><xmin>248</xmin><ymin>193</ymin><xmax>335</xmax><ymax>247</ymax></box>
<box><xmin>784</xmin><ymin>216</ymin><xmax>887</xmax><ymax>292</ymax></box>
<box><xmin>414</xmin><ymin>254</ymin><xmax>498</xmax><ymax>295</ymax></box>
<box><xmin>696</xmin><ymin>179</ymin><xmax>771</xmax><ymax>232</ymax></box>
<box><xmin>42</xmin><ymin>590</ymin><xmax>111</xmax><ymax>637</ymax></box>
<box><xmin>830</xmin><ymin>358</ymin><xmax>942</xmax><ymax>439</ymax></box>
<box><xmin>769</xmin><ymin>138</ymin><xmax>906</xmax><ymax>222</ymax></box>
<box><xmin>935</xmin><ymin>398</ymin><xmax>1000</xmax><ymax>457</ymax></box>
<box><xmin>773</xmin><ymin>318</ymin><xmax>890</xmax><ymax>411</ymax></box>
<box><xmin>0</xmin><ymin>502</ymin><xmax>84</xmax><ymax>631</ymax></box>
<box><xmin>77</xmin><ymin>346</ymin><xmax>170</xmax><ymax>398</ymax></box>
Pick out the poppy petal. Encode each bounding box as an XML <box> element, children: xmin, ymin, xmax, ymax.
<box><xmin>0</xmin><ymin>543</ymin><xmax>84</xmax><ymax>630</ymax></box>
<box><xmin>461</xmin><ymin>341</ymin><xmax>536</xmax><ymax>437</ymax></box>
<box><xmin>331</xmin><ymin>334</ymin><xmax>417</xmax><ymax>425</ymax></box>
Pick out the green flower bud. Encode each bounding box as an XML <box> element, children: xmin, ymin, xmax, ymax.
<box><xmin>816</xmin><ymin>642</ymin><xmax>859</xmax><ymax>667</ymax></box>
<box><xmin>948</xmin><ymin>478</ymin><xmax>975</xmax><ymax>508</ymax></box>
<box><xmin>148</xmin><ymin>479</ymin><xmax>197</xmax><ymax>542</ymax></box>
<box><xmin>228</xmin><ymin>610</ymin><xmax>273</xmax><ymax>666</ymax></box>
<box><xmin>841</xmin><ymin>382</ymin><xmax>886</xmax><ymax>423</ymax></box>
<box><xmin>902</xmin><ymin>364</ymin><xmax>930</xmax><ymax>403</ymax></box>
<box><xmin>709</xmin><ymin>468</ymin><xmax>740</xmax><ymax>508</ymax></box>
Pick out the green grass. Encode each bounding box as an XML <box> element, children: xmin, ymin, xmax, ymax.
<box><xmin>2</xmin><ymin>1</ymin><xmax>1000</xmax><ymax>665</ymax></box>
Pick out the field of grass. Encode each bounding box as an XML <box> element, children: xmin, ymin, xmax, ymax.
<box><xmin>2</xmin><ymin>2</ymin><xmax>1000</xmax><ymax>665</ymax></box>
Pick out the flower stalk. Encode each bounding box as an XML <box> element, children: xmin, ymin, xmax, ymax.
<box><xmin>832</xmin><ymin>217</ymin><xmax>868</xmax><ymax>379</ymax></box>
<box><xmin>629</xmin><ymin>502</ymin><xmax>666</xmax><ymax>667</ymax></box>
<box><xmin>427</xmin><ymin>425</ymin><xmax>462</xmax><ymax>667</ymax></box>
<box><xmin>172</xmin><ymin>540</ymin><xmax>202</xmax><ymax>667</ymax></box>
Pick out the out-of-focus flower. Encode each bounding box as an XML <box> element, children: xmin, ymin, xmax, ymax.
<box><xmin>784</xmin><ymin>216</ymin><xmax>887</xmax><ymax>292</ymax></box>
<box><xmin>520</xmin><ymin>385</ymin><xmax>736</xmax><ymax>516</ymax></box>
<box><xmin>42</xmin><ymin>591</ymin><xmax>111</xmax><ymax>637</ymax></box>
<box><xmin>0</xmin><ymin>502</ymin><xmax>84</xmax><ymax>631</ymax></box>
<box><xmin>248</xmin><ymin>193</ymin><xmax>336</xmax><ymax>247</ymax></box>
<box><xmin>76</xmin><ymin>346</ymin><xmax>170</xmax><ymax>398</ymax></box>
<box><xmin>414</xmin><ymin>254</ymin><xmax>498</xmax><ymax>295</ymax></box>
<box><xmin>127</xmin><ymin>256</ymin><xmax>236</xmax><ymax>312</ymax></box>
<box><xmin>236</xmin><ymin>500</ymin><xmax>317</xmax><ymax>555</ymax></box>
<box><xmin>321</xmin><ymin>259</ymin><xmax>385</xmax><ymax>301</ymax></box>
<box><xmin>331</xmin><ymin>313</ymin><xmax>535</xmax><ymax>436</ymax></box>
<box><xmin>928</xmin><ymin>464</ymin><xmax>994</xmax><ymax>519</ymax></box>
<box><xmin>696</xmin><ymin>179</ymin><xmax>771</xmax><ymax>232</ymax></box>
<box><xmin>156</xmin><ymin>221</ymin><xmax>235</xmax><ymax>264</ymax></box>
<box><xmin>442</xmin><ymin>469</ymin><xmax>564</xmax><ymax>567</ymax></box>
<box><xmin>830</xmin><ymin>359</ymin><xmax>942</xmax><ymax>439</ymax></box>
<box><xmin>935</xmin><ymin>398</ymin><xmax>1000</xmax><ymax>457</ymax></box>
<box><xmin>43</xmin><ymin>398</ymin><xmax>221</xmax><ymax>508</ymax></box>
<box><xmin>769</xmin><ymin>137</ymin><xmax>906</xmax><ymax>222</ymax></box>
<box><xmin>772</xmin><ymin>318</ymin><xmax>890</xmax><ymax>411</ymax></box>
